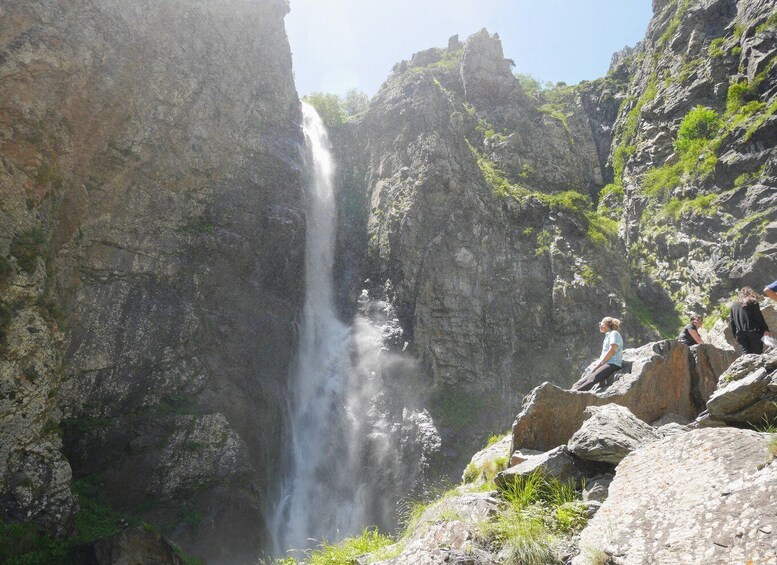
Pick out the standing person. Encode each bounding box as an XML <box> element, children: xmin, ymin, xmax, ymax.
<box><xmin>764</xmin><ymin>280</ymin><xmax>777</xmax><ymax>301</ymax></box>
<box><xmin>572</xmin><ymin>317</ymin><xmax>624</xmax><ymax>392</ymax></box>
<box><xmin>678</xmin><ymin>313</ymin><xmax>704</xmax><ymax>346</ymax></box>
<box><xmin>730</xmin><ymin>287</ymin><xmax>771</xmax><ymax>355</ymax></box>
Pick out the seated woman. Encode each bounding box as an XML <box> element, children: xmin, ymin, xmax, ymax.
<box><xmin>572</xmin><ymin>317</ymin><xmax>624</xmax><ymax>392</ymax></box>
<box><xmin>678</xmin><ymin>313</ymin><xmax>704</xmax><ymax>346</ymax></box>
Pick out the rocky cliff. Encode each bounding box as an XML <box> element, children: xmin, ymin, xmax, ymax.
<box><xmin>330</xmin><ymin>0</ymin><xmax>777</xmax><ymax>474</ymax></box>
<box><xmin>0</xmin><ymin>0</ymin><xmax>304</xmax><ymax>562</ymax></box>
<box><xmin>1</xmin><ymin>0</ymin><xmax>776</xmax><ymax>561</ymax></box>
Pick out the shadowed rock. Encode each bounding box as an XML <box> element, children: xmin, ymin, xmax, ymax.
<box><xmin>494</xmin><ymin>445</ymin><xmax>607</xmax><ymax>489</ymax></box>
<box><xmin>567</xmin><ymin>404</ymin><xmax>661</xmax><ymax>464</ymax></box>
<box><xmin>574</xmin><ymin>428</ymin><xmax>777</xmax><ymax>565</ymax></box>
<box><xmin>705</xmin><ymin>349</ymin><xmax>777</xmax><ymax>425</ymax></box>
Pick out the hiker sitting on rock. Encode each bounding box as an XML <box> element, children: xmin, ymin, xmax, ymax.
<box><xmin>572</xmin><ymin>317</ymin><xmax>624</xmax><ymax>392</ymax></box>
<box><xmin>730</xmin><ymin>287</ymin><xmax>771</xmax><ymax>355</ymax></box>
<box><xmin>678</xmin><ymin>313</ymin><xmax>704</xmax><ymax>346</ymax></box>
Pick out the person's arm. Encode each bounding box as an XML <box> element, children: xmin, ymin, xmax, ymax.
<box><xmin>754</xmin><ymin>307</ymin><xmax>771</xmax><ymax>336</ymax></box>
<box><xmin>596</xmin><ymin>344</ymin><xmax>618</xmax><ymax>368</ymax></box>
<box><xmin>764</xmin><ymin>283</ymin><xmax>777</xmax><ymax>302</ymax></box>
<box><xmin>689</xmin><ymin>327</ymin><xmax>703</xmax><ymax>344</ymax></box>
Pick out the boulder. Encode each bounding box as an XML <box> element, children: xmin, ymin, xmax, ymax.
<box><xmin>494</xmin><ymin>446</ymin><xmax>605</xmax><ymax>489</ymax></box>
<box><xmin>461</xmin><ymin>434</ymin><xmax>511</xmax><ymax>485</ymax></box>
<box><xmin>705</xmin><ymin>350</ymin><xmax>777</xmax><ymax>425</ymax></box>
<box><xmin>574</xmin><ymin>428</ymin><xmax>777</xmax><ymax>565</ymax></box>
<box><xmin>690</xmin><ymin>344</ymin><xmax>738</xmax><ymax>409</ymax></box>
<box><xmin>372</xmin><ymin>491</ymin><xmax>502</xmax><ymax>565</ymax></box>
<box><xmin>512</xmin><ymin>341</ymin><xmax>696</xmax><ymax>452</ymax></box>
<box><xmin>582</xmin><ymin>474</ymin><xmax>613</xmax><ymax>503</ymax></box>
<box><xmin>567</xmin><ymin>405</ymin><xmax>661</xmax><ymax>464</ymax></box>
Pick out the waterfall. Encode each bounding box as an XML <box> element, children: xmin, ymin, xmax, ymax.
<box><xmin>269</xmin><ymin>103</ymin><xmax>440</xmax><ymax>557</ymax></box>
<box><xmin>270</xmin><ymin>102</ymin><xmax>365</xmax><ymax>553</ymax></box>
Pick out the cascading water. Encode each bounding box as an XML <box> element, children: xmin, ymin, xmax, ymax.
<box><xmin>270</xmin><ymin>103</ymin><xmax>365</xmax><ymax>552</ymax></box>
<box><xmin>270</xmin><ymin>103</ymin><xmax>441</xmax><ymax>556</ymax></box>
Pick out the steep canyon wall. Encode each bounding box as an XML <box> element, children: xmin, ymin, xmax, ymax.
<box><xmin>0</xmin><ymin>0</ymin><xmax>304</xmax><ymax>561</ymax></box>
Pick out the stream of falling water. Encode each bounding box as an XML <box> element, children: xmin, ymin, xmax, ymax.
<box><xmin>269</xmin><ymin>102</ymin><xmax>367</xmax><ymax>553</ymax></box>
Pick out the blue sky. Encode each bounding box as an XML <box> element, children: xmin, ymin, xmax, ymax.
<box><xmin>286</xmin><ymin>0</ymin><xmax>653</xmax><ymax>98</ymax></box>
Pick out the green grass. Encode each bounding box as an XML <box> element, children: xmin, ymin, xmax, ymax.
<box><xmin>657</xmin><ymin>0</ymin><xmax>691</xmax><ymax>47</ymax></box>
<box><xmin>538</xmin><ymin>104</ymin><xmax>573</xmax><ymax>141</ymax></box>
<box><xmin>641</xmin><ymin>106</ymin><xmax>722</xmax><ymax>201</ymax></box>
<box><xmin>702</xmin><ymin>302</ymin><xmax>732</xmax><ymax>331</ymax></box>
<box><xmin>580</xmin><ymin>265</ymin><xmax>601</xmax><ymax>286</ymax></box>
<box><xmin>708</xmin><ymin>37</ymin><xmax>726</xmax><ymax>58</ymax></box>
<box><xmin>755</xmin><ymin>11</ymin><xmax>777</xmax><ymax>34</ymax></box>
<box><xmin>481</xmin><ymin>472</ymin><xmax>587</xmax><ymax>565</ymax></box>
<box><xmin>0</xmin><ymin>520</ymin><xmax>69</xmax><ymax>565</ymax></box>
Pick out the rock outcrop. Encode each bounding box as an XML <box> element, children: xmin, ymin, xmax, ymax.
<box><xmin>574</xmin><ymin>428</ymin><xmax>777</xmax><ymax>565</ymax></box>
<box><xmin>705</xmin><ymin>348</ymin><xmax>777</xmax><ymax>424</ymax></box>
<box><xmin>567</xmin><ymin>404</ymin><xmax>662</xmax><ymax>464</ymax></box>
<box><xmin>510</xmin><ymin>340</ymin><xmax>712</xmax><ymax>452</ymax></box>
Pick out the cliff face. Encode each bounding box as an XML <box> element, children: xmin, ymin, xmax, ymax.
<box><xmin>333</xmin><ymin>0</ymin><xmax>776</xmax><ymax>472</ymax></box>
<box><xmin>336</xmin><ymin>32</ymin><xmax>642</xmax><ymax>462</ymax></box>
<box><xmin>0</xmin><ymin>0</ymin><xmax>304</xmax><ymax>561</ymax></box>
<box><xmin>611</xmin><ymin>0</ymin><xmax>777</xmax><ymax>314</ymax></box>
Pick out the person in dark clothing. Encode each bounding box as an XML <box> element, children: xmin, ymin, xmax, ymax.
<box><xmin>678</xmin><ymin>313</ymin><xmax>704</xmax><ymax>346</ymax></box>
<box><xmin>730</xmin><ymin>287</ymin><xmax>771</xmax><ymax>354</ymax></box>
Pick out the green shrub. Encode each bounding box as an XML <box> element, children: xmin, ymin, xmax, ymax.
<box><xmin>708</xmin><ymin>37</ymin><xmax>726</xmax><ymax>58</ymax></box>
<box><xmin>515</xmin><ymin>73</ymin><xmax>542</xmax><ymax>98</ymax></box>
<box><xmin>580</xmin><ymin>265</ymin><xmax>601</xmax><ymax>286</ymax></box>
<box><xmin>726</xmin><ymin>81</ymin><xmax>754</xmax><ymax>114</ymax></box>
<box><xmin>755</xmin><ymin>11</ymin><xmax>777</xmax><ymax>34</ymax></box>
<box><xmin>0</xmin><ymin>520</ymin><xmax>69</xmax><ymax>565</ymax></box>
<box><xmin>675</xmin><ymin>106</ymin><xmax>721</xmax><ymax>153</ymax></box>
<box><xmin>302</xmin><ymin>93</ymin><xmax>345</xmax><ymax>128</ymax></box>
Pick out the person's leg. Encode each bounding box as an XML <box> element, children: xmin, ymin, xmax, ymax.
<box><xmin>736</xmin><ymin>332</ymin><xmax>753</xmax><ymax>354</ymax></box>
<box><xmin>573</xmin><ymin>364</ymin><xmax>618</xmax><ymax>392</ymax></box>
<box><xmin>737</xmin><ymin>332</ymin><xmax>763</xmax><ymax>354</ymax></box>
<box><xmin>750</xmin><ymin>333</ymin><xmax>764</xmax><ymax>354</ymax></box>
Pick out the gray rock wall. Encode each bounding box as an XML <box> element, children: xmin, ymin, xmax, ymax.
<box><xmin>0</xmin><ymin>0</ymin><xmax>304</xmax><ymax>561</ymax></box>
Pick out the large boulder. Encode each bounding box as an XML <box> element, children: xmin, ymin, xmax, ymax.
<box><xmin>372</xmin><ymin>491</ymin><xmax>502</xmax><ymax>565</ymax></box>
<box><xmin>567</xmin><ymin>404</ymin><xmax>661</xmax><ymax>464</ymax></box>
<box><xmin>705</xmin><ymin>350</ymin><xmax>777</xmax><ymax>425</ymax></box>
<box><xmin>690</xmin><ymin>343</ymin><xmax>738</xmax><ymax>409</ymax></box>
<box><xmin>461</xmin><ymin>434</ymin><xmax>511</xmax><ymax>485</ymax></box>
<box><xmin>574</xmin><ymin>428</ymin><xmax>777</xmax><ymax>565</ymax></box>
<box><xmin>512</xmin><ymin>340</ymin><xmax>696</xmax><ymax>452</ymax></box>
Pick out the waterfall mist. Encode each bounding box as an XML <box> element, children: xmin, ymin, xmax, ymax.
<box><xmin>269</xmin><ymin>104</ymin><xmax>440</xmax><ymax>556</ymax></box>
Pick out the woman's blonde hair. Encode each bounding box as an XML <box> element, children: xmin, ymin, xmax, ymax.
<box><xmin>602</xmin><ymin>316</ymin><xmax>622</xmax><ymax>330</ymax></box>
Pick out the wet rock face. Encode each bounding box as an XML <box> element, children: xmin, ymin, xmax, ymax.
<box><xmin>0</xmin><ymin>0</ymin><xmax>303</xmax><ymax>560</ymax></box>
